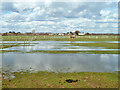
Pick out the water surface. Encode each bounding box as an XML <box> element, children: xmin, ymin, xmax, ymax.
<box><xmin>1</xmin><ymin>41</ymin><xmax>119</xmax><ymax>74</ymax></box>
<box><xmin>2</xmin><ymin>53</ymin><xmax>118</xmax><ymax>73</ymax></box>
<box><xmin>1</xmin><ymin>41</ymin><xmax>119</xmax><ymax>52</ymax></box>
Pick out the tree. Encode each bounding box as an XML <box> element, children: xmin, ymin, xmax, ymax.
<box><xmin>70</xmin><ymin>31</ymin><xmax>73</xmax><ymax>35</ymax></box>
<box><xmin>67</xmin><ymin>32</ymin><xmax>69</xmax><ymax>34</ymax></box>
<box><xmin>86</xmin><ymin>32</ymin><xmax>90</xmax><ymax>35</ymax></box>
<box><xmin>9</xmin><ymin>31</ymin><xmax>12</xmax><ymax>33</ymax></box>
<box><xmin>17</xmin><ymin>32</ymin><xmax>21</xmax><ymax>35</ymax></box>
<box><xmin>75</xmin><ymin>30</ymin><xmax>80</xmax><ymax>35</ymax></box>
<box><xmin>12</xmin><ymin>31</ymin><xmax>16</xmax><ymax>34</ymax></box>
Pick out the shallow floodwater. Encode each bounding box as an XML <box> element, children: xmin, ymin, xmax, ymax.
<box><xmin>1</xmin><ymin>41</ymin><xmax>119</xmax><ymax>73</ymax></box>
<box><xmin>2</xmin><ymin>53</ymin><xmax>118</xmax><ymax>72</ymax></box>
<box><xmin>1</xmin><ymin>41</ymin><xmax>119</xmax><ymax>51</ymax></box>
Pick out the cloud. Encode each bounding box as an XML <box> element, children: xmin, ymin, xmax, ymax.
<box><xmin>100</xmin><ymin>10</ymin><xmax>111</xmax><ymax>16</ymax></box>
<box><xmin>0</xmin><ymin>1</ymin><xmax>118</xmax><ymax>33</ymax></box>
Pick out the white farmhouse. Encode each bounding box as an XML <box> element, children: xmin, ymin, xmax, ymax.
<box><xmin>78</xmin><ymin>32</ymin><xmax>85</xmax><ymax>36</ymax></box>
<box><xmin>58</xmin><ymin>33</ymin><xmax>64</xmax><ymax>36</ymax></box>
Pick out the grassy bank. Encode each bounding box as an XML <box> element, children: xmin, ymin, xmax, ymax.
<box><xmin>2</xmin><ymin>35</ymin><xmax>119</xmax><ymax>41</ymax></box>
<box><xmin>2</xmin><ymin>71</ymin><xmax>118</xmax><ymax>88</ymax></box>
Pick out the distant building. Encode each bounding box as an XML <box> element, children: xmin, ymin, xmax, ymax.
<box><xmin>58</xmin><ymin>33</ymin><xmax>65</xmax><ymax>36</ymax></box>
<box><xmin>49</xmin><ymin>33</ymin><xmax>54</xmax><ymax>35</ymax></box>
<box><xmin>78</xmin><ymin>32</ymin><xmax>85</xmax><ymax>36</ymax></box>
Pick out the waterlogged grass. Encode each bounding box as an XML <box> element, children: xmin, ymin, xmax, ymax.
<box><xmin>0</xmin><ymin>82</ymin><xmax>1</xmax><ymax>90</ymax></box>
<box><xmin>0</xmin><ymin>50</ymin><xmax>119</xmax><ymax>54</ymax></box>
<box><xmin>1</xmin><ymin>43</ymin><xmax>118</xmax><ymax>49</ymax></box>
<box><xmin>2</xmin><ymin>35</ymin><xmax>119</xmax><ymax>41</ymax></box>
<box><xmin>0</xmin><ymin>44</ymin><xmax>19</xmax><ymax>49</ymax></box>
<box><xmin>0</xmin><ymin>42</ymin><xmax>119</xmax><ymax>54</ymax></box>
<box><xmin>0</xmin><ymin>43</ymin><xmax>37</xmax><ymax>49</ymax></box>
<box><xmin>26</xmin><ymin>50</ymin><xmax>119</xmax><ymax>54</ymax></box>
<box><xmin>2</xmin><ymin>71</ymin><xmax>118</xmax><ymax>88</ymax></box>
<box><xmin>0</xmin><ymin>43</ymin><xmax>38</xmax><ymax>44</ymax></box>
<box><xmin>1</xmin><ymin>50</ymin><xmax>21</xmax><ymax>53</ymax></box>
<box><xmin>1</xmin><ymin>50</ymin><xmax>119</xmax><ymax>54</ymax></box>
<box><xmin>62</xmin><ymin>43</ymin><xmax>118</xmax><ymax>49</ymax></box>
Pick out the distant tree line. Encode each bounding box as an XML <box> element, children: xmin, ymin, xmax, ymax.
<box><xmin>0</xmin><ymin>30</ymin><xmax>120</xmax><ymax>36</ymax></box>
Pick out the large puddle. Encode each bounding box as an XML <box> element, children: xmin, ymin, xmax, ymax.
<box><xmin>2</xmin><ymin>53</ymin><xmax>118</xmax><ymax>73</ymax></box>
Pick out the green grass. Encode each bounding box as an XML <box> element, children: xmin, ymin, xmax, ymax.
<box><xmin>26</xmin><ymin>50</ymin><xmax>119</xmax><ymax>54</ymax></box>
<box><xmin>2</xmin><ymin>35</ymin><xmax>119</xmax><ymax>41</ymax></box>
<box><xmin>1</xmin><ymin>50</ymin><xmax>20</xmax><ymax>53</ymax></box>
<box><xmin>2</xmin><ymin>71</ymin><xmax>118</xmax><ymax>88</ymax></box>
<box><xmin>0</xmin><ymin>81</ymin><xmax>1</xmax><ymax>89</ymax></box>
<box><xmin>63</xmin><ymin>43</ymin><xmax>118</xmax><ymax>49</ymax></box>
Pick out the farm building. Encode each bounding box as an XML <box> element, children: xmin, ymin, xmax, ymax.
<box><xmin>78</xmin><ymin>32</ymin><xmax>85</xmax><ymax>36</ymax></box>
<box><xmin>58</xmin><ymin>33</ymin><xmax>65</xmax><ymax>36</ymax></box>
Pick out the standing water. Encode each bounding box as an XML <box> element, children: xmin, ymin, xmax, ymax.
<box><xmin>1</xmin><ymin>41</ymin><xmax>119</xmax><ymax>73</ymax></box>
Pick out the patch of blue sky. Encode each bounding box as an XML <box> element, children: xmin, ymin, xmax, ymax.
<box><xmin>1</xmin><ymin>10</ymin><xmax>13</xmax><ymax>14</ymax></box>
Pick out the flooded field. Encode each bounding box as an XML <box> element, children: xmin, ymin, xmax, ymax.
<box><xmin>0</xmin><ymin>41</ymin><xmax>119</xmax><ymax>52</ymax></box>
<box><xmin>1</xmin><ymin>41</ymin><xmax>119</xmax><ymax>73</ymax></box>
<box><xmin>2</xmin><ymin>53</ymin><xmax>118</xmax><ymax>73</ymax></box>
<box><xmin>1</xmin><ymin>40</ymin><xmax>119</xmax><ymax>88</ymax></box>
<box><xmin>1</xmin><ymin>1</ymin><xmax>119</xmax><ymax>88</ymax></box>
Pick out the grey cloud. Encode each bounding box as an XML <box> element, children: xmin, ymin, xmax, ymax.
<box><xmin>2</xmin><ymin>2</ymin><xmax>18</xmax><ymax>12</ymax></box>
<box><xmin>2</xmin><ymin>2</ymin><xmax>117</xmax><ymax>19</ymax></box>
<box><xmin>0</xmin><ymin>2</ymin><xmax>118</xmax><ymax>33</ymax></box>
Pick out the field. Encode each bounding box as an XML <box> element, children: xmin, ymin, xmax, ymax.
<box><xmin>2</xmin><ymin>35</ymin><xmax>120</xmax><ymax>41</ymax></box>
<box><xmin>1</xmin><ymin>35</ymin><xmax>119</xmax><ymax>88</ymax></box>
<box><xmin>0</xmin><ymin>43</ymin><xmax>119</xmax><ymax>54</ymax></box>
<box><xmin>2</xmin><ymin>71</ymin><xmax>118</xmax><ymax>88</ymax></box>
<box><xmin>1</xmin><ymin>35</ymin><xmax>119</xmax><ymax>54</ymax></box>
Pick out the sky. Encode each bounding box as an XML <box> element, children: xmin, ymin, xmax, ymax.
<box><xmin>0</xmin><ymin>0</ymin><xmax>118</xmax><ymax>33</ymax></box>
